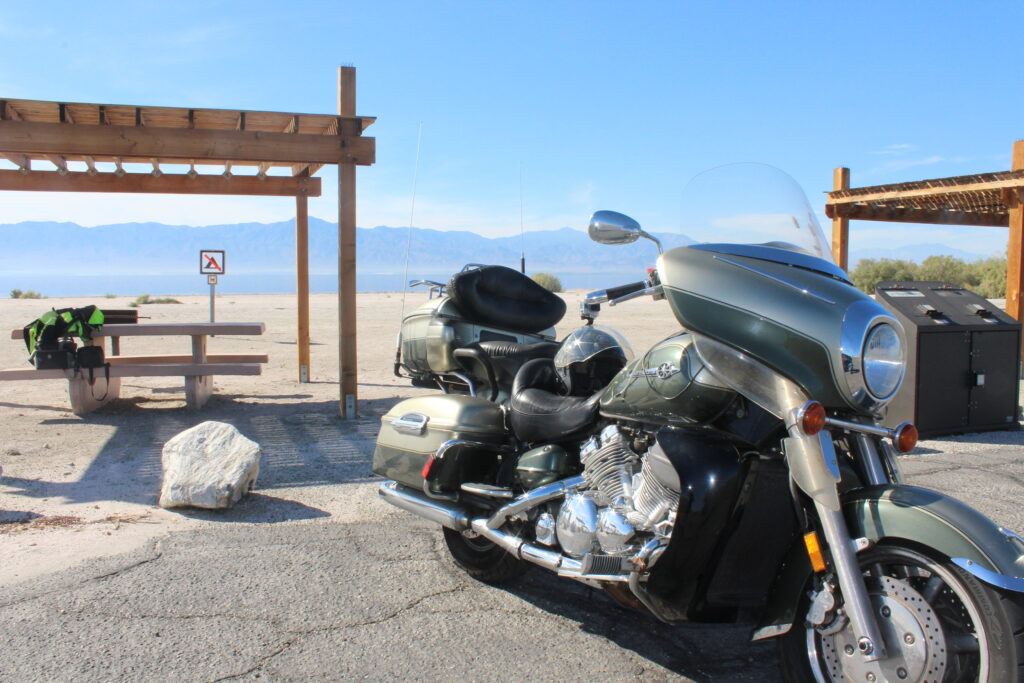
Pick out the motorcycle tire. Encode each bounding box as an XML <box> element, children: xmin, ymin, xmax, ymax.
<box><xmin>442</xmin><ymin>527</ymin><xmax>530</xmax><ymax>584</ymax></box>
<box><xmin>778</xmin><ymin>543</ymin><xmax>1024</xmax><ymax>682</ymax></box>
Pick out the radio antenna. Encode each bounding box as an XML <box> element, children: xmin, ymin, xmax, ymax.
<box><xmin>519</xmin><ymin>162</ymin><xmax>526</xmax><ymax>274</ymax></box>
<box><xmin>399</xmin><ymin>122</ymin><xmax>424</xmax><ymax>323</ymax></box>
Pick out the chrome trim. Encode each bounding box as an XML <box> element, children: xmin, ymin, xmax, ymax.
<box><xmin>392</xmin><ymin>412</ymin><xmax>428</xmax><ymax>435</ymax></box>
<box><xmin>952</xmin><ymin>558</ymin><xmax>1024</xmax><ymax>593</ymax></box>
<box><xmin>460</xmin><ymin>483</ymin><xmax>514</xmax><ymax>499</ymax></box>
<box><xmin>448</xmin><ymin>371</ymin><xmax>477</xmax><ymax>397</ymax></box>
<box><xmin>852</xmin><ymin>432</ymin><xmax>889</xmax><ymax>487</ymax></box>
<box><xmin>816</xmin><ymin>502</ymin><xmax>887</xmax><ymax>661</ymax></box>
<box><xmin>486</xmin><ymin>475</ymin><xmax>585</xmax><ymax>530</ymax></box>
<box><xmin>690</xmin><ymin>242</ymin><xmax>850</xmax><ymax>282</ymax></box>
<box><xmin>825</xmin><ymin>415</ymin><xmax>892</xmax><ymax>438</ymax></box>
<box><xmin>838</xmin><ymin>300</ymin><xmax>907</xmax><ymax>414</ymax></box>
<box><xmin>999</xmin><ymin>527</ymin><xmax>1024</xmax><ymax>545</ymax></box>
<box><xmin>378</xmin><ymin>481</ymin><xmax>468</xmax><ymax>530</ymax></box>
<box><xmin>712</xmin><ymin>255</ymin><xmax>837</xmax><ymax>305</ymax></box>
<box><xmin>628</xmin><ymin>539</ymin><xmax>672</xmax><ymax>624</ymax></box>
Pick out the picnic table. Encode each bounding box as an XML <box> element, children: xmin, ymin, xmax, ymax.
<box><xmin>2</xmin><ymin>322</ymin><xmax>267</xmax><ymax>415</ymax></box>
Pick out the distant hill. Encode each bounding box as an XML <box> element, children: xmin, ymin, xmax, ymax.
<box><xmin>0</xmin><ymin>220</ymin><xmax>688</xmax><ymax>276</ymax></box>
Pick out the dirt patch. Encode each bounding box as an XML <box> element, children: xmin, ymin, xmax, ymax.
<box><xmin>0</xmin><ymin>511</ymin><xmax>153</xmax><ymax>535</ymax></box>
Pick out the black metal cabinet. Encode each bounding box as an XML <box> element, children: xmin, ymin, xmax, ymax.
<box><xmin>877</xmin><ymin>281</ymin><xmax>1020</xmax><ymax>438</ymax></box>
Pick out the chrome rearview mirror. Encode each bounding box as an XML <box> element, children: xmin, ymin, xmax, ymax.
<box><xmin>588</xmin><ymin>210</ymin><xmax>663</xmax><ymax>253</ymax></box>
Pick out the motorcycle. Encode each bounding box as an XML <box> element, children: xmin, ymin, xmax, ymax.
<box><xmin>375</xmin><ymin>164</ymin><xmax>1024</xmax><ymax>681</ymax></box>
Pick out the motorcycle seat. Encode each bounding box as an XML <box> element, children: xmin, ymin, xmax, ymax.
<box><xmin>448</xmin><ymin>265</ymin><xmax>566</xmax><ymax>334</ymax></box>
<box><xmin>509</xmin><ymin>358</ymin><xmax>600</xmax><ymax>444</ymax></box>
<box><xmin>476</xmin><ymin>340</ymin><xmax>561</xmax><ymax>387</ymax></box>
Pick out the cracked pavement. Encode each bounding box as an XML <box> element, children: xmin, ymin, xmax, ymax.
<box><xmin>2</xmin><ymin>428</ymin><xmax>1023</xmax><ymax>682</ymax></box>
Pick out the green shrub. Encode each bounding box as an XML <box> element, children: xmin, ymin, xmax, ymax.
<box><xmin>917</xmin><ymin>255</ymin><xmax>976</xmax><ymax>288</ymax></box>
<box><xmin>129</xmin><ymin>294</ymin><xmax>181</xmax><ymax>308</ymax></box>
<box><xmin>530</xmin><ymin>272</ymin><xmax>563</xmax><ymax>293</ymax></box>
<box><xmin>9</xmin><ymin>289</ymin><xmax>44</xmax><ymax>299</ymax></box>
<box><xmin>104</xmin><ymin>293</ymin><xmax>117</xmax><ymax>299</ymax></box>
<box><xmin>850</xmin><ymin>254</ymin><xmax>1009</xmax><ymax>300</ymax></box>
<box><xmin>850</xmin><ymin>259</ymin><xmax>918</xmax><ymax>294</ymax></box>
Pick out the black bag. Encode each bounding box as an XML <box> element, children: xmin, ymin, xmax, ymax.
<box><xmin>74</xmin><ymin>346</ymin><xmax>112</xmax><ymax>401</ymax></box>
<box><xmin>34</xmin><ymin>338</ymin><xmax>77</xmax><ymax>370</ymax></box>
<box><xmin>76</xmin><ymin>345</ymin><xmax>105</xmax><ymax>369</ymax></box>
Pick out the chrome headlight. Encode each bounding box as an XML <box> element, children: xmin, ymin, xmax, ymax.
<box><xmin>862</xmin><ymin>323</ymin><xmax>904</xmax><ymax>399</ymax></box>
<box><xmin>839</xmin><ymin>300</ymin><xmax>907</xmax><ymax>413</ymax></box>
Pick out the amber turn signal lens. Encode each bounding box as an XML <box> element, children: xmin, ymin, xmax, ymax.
<box><xmin>893</xmin><ymin>422</ymin><xmax>919</xmax><ymax>453</ymax></box>
<box><xmin>799</xmin><ymin>401</ymin><xmax>827</xmax><ymax>436</ymax></box>
<box><xmin>803</xmin><ymin>531</ymin><xmax>827</xmax><ymax>573</ymax></box>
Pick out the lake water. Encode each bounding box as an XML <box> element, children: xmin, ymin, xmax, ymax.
<box><xmin>0</xmin><ymin>271</ymin><xmax>628</xmax><ymax>297</ymax></box>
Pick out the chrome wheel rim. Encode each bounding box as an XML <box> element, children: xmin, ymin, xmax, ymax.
<box><xmin>805</xmin><ymin>546</ymin><xmax>989</xmax><ymax>682</ymax></box>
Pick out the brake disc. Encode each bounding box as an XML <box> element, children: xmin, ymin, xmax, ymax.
<box><xmin>822</xmin><ymin>576</ymin><xmax>947</xmax><ymax>682</ymax></box>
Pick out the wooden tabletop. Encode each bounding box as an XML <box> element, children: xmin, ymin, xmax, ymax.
<box><xmin>10</xmin><ymin>322</ymin><xmax>265</xmax><ymax>340</ymax></box>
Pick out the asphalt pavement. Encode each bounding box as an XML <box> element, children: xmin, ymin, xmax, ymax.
<box><xmin>2</xmin><ymin>430</ymin><xmax>1023</xmax><ymax>682</ymax></box>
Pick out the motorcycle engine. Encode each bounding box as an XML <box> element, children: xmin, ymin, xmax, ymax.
<box><xmin>552</xmin><ymin>425</ymin><xmax>679</xmax><ymax>558</ymax></box>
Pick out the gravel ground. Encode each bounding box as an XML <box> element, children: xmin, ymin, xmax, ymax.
<box><xmin>0</xmin><ymin>292</ymin><xmax>1021</xmax><ymax>681</ymax></box>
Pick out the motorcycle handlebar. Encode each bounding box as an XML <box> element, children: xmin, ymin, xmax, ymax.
<box><xmin>603</xmin><ymin>281</ymin><xmax>647</xmax><ymax>301</ymax></box>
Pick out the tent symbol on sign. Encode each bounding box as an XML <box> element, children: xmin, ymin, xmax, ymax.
<box><xmin>199</xmin><ymin>250</ymin><xmax>226</xmax><ymax>275</ymax></box>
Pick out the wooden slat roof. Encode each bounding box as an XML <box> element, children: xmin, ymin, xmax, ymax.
<box><xmin>826</xmin><ymin>170</ymin><xmax>1024</xmax><ymax>227</ymax></box>
<box><xmin>0</xmin><ymin>97</ymin><xmax>375</xmax><ymax>173</ymax></box>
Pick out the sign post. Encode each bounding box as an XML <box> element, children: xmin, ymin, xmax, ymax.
<box><xmin>200</xmin><ymin>250</ymin><xmax>225</xmax><ymax>323</ymax></box>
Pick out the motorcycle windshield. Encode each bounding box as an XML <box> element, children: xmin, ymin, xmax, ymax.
<box><xmin>676</xmin><ymin>163</ymin><xmax>832</xmax><ymax>263</ymax></box>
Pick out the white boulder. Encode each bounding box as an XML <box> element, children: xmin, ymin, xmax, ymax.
<box><xmin>159</xmin><ymin>421</ymin><xmax>260</xmax><ymax>509</ymax></box>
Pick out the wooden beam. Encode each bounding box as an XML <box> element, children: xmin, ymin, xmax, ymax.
<box><xmin>0</xmin><ymin>119</ymin><xmax>375</xmax><ymax>166</ymax></box>
<box><xmin>1</xmin><ymin>152</ymin><xmax>29</xmax><ymax>170</ymax></box>
<box><xmin>46</xmin><ymin>155</ymin><xmax>68</xmax><ymax>173</ymax></box>
<box><xmin>828</xmin><ymin>204</ymin><xmax>1009</xmax><ymax>228</ymax></box>
<box><xmin>338</xmin><ymin>65</ymin><xmax>358</xmax><ymax>418</ymax></box>
<box><xmin>828</xmin><ymin>174</ymin><xmax>1024</xmax><ymax>206</ymax></box>
<box><xmin>1006</xmin><ymin>140</ymin><xmax>1024</xmax><ymax>324</ymax></box>
<box><xmin>0</xmin><ymin>169</ymin><xmax>322</xmax><ymax>196</ymax></box>
<box><xmin>832</xmin><ymin>167</ymin><xmax>850</xmax><ymax>270</ymax></box>
<box><xmin>296</xmin><ymin>192</ymin><xmax>311</xmax><ymax>383</ymax></box>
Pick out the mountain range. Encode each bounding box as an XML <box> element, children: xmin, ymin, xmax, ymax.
<box><xmin>0</xmin><ymin>220</ymin><xmax>995</xmax><ymax>295</ymax></box>
<box><xmin>0</xmin><ymin>220</ymin><xmax>690</xmax><ymax>276</ymax></box>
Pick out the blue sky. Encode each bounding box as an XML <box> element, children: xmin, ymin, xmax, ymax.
<box><xmin>1</xmin><ymin>1</ymin><xmax>1021</xmax><ymax>256</ymax></box>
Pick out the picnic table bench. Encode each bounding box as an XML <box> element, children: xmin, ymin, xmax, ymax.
<box><xmin>2</xmin><ymin>322</ymin><xmax>267</xmax><ymax>415</ymax></box>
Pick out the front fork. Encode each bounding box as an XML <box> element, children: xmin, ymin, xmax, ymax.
<box><xmin>785</xmin><ymin>424</ymin><xmax>892</xmax><ymax>662</ymax></box>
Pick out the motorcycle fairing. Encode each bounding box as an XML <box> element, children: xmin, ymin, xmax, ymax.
<box><xmin>643</xmin><ymin>428</ymin><xmax>798</xmax><ymax>622</ymax></box>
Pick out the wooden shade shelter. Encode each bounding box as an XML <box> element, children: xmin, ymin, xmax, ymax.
<box><xmin>826</xmin><ymin>140</ymin><xmax>1024</xmax><ymax>325</ymax></box>
<box><xmin>0</xmin><ymin>67</ymin><xmax>375</xmax><ymax>417</ymax></box>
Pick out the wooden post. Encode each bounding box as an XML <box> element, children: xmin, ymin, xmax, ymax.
<box><xmin>296</xmin><ymin>191</ymin><xmax>311</xmax><ymax>383</ymax></box>
<box><xmin>1006</xmin><ymin>141</ymin><xmax>1024</xmax><ymax>323</ymax></box>
<box><xmin>832</xmin><ymin>167</ymin><xmax>850</xmax><ymax>270</ymax></box>
<box><xmin>338</xmin><ymin>66</ymin><xmax>358</xmax><ymax>418</ymax></box>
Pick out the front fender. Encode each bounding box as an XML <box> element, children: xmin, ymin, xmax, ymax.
<box><xmin>752</xmin><ymin>484</ymin><xmax>1024</xmax><ymax>641</ymax></box>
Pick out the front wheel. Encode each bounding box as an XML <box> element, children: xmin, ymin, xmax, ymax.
<box><xmin>442</xmin><ymin>527</ymin><xmax>530</xmax><ymax>584</ymax></box>
<box><xmin>779</xmin><ymin>544</ymin><xmax>1024</xmax><ymax>682</ymax></box>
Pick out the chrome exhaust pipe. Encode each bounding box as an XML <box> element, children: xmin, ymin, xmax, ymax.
<box><xmin>469</xmin><ymin>518</ymin><xmax>582</xmax><ymax>573</ymax></box>
<box><xmin>378</xmin><ymin>481</ymin><xmax>469</xmax><ymax>530</ymax></box>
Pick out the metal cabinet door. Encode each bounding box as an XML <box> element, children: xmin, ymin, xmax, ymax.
<box><xmin>969</xmin><ymin>330</ymin><xmax>1020</xmax><ymax>429</ymax></box>
<box><xmin>917</xmin><ymin>331</ymin><xmax>971</xmax><ymax>432</ymax></box>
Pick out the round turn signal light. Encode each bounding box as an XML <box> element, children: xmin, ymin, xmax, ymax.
<box><xmin>798</xmin><ymin>401</ymin><xmax>827</xmax><ymax>436</ymax></box>
<box><xmin>893</xmin><ymin>422</ymin><xmax>919</xmax><ymax>453</ymax></box>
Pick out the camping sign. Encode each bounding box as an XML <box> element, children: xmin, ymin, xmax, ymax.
<box><xmin>199</xmin><ymin>250</ymin><xmax>225</xmax><ymax>275</ymax></box>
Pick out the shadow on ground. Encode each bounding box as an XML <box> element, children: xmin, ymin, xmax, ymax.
<box><xmin>1</xmin><ymin>393</ymin><xmax>400</xmax><ymax>515</ymax></box>
<box><xmin>497</xmin><ymin>567</ymin><xmax>780</xmax><ymax>682</ymax></box>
